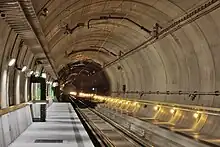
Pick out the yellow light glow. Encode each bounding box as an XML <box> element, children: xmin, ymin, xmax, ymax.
<box><xmin>170</xmin><ymin>108</ymin><xmax>176</xmax><ymax>114</ymax></box>
<box><xmin>70</xmin><ymin>92</ymin><xmax>77</xmax><ymax>96</ymax></box>
<box><xmin>133</xmin><ymin>102</ymin><xmax>138</xmax><ymax>105</ymax></box>
<box><xmin>154</xmin><ymin>105</ymin><xmax>160</xmax><ymax>111</ymax></box>
<box><xmin>78</xmin><ymin>92</ymin><xmax>94</xmax><ymax>98</ymax></box>
<box><xmin>193</xmin><ymin>112</ymin><xmax>200</xmax><ymax>118</ymax></box>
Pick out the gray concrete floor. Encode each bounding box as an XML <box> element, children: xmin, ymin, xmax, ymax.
<box><xmin>9</xmin><ymin>103</ymin><xmax>94</xmax><ymax>147</ymax></box>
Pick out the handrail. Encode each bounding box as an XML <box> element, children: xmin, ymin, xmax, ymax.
<box><xmin>0</xmin><ymin>103</ymin><xmax>28</xmax><ymax>116</ymax></box>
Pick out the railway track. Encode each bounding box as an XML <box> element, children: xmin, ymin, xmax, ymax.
<box><xmin>69</xmin><ymin>96</ymin><xmax>153</xmax><ymax>147</ymax></box>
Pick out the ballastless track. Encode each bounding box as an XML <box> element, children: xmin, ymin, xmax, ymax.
<box><xmin>69</xmin><ymin>96</ymin><xmax>153</xmax><ymax>147</ymax></box>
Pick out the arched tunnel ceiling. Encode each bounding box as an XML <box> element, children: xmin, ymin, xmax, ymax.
<box><xmin>32</xmin><ymin>0</ymin><xmax>208</xmax><ymax>71</ymax></box>
<box><xmin>29</xmin><ymin>0</ymin><xmax>220</xmax><ymax>107</ymax></box>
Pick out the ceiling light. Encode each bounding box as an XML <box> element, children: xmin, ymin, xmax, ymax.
<box><xmin>21</xmin><ymin>66</ymin><xmax>27</xmax><ymax>72</ymax></box>
<box><xmin>52</xmin><ymin>82</ymin><xmax>58</xmax><ymax>87</ymax></box>
<box><xmin>41</xmin><ymin>73</ymin><xmax>46</xmax><ymax>78</ymax></box>
<box><xmin>8</xmin><ymin>58</ymin><xmax>16</xmax><ymax>66</ymax></box>
<box><xmin>35</xmin><ymin>72</ymin><xmax>40</xmax><ymax>77</ymax></box>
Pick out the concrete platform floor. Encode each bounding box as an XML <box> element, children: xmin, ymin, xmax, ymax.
<box><xmin>9</xmin><ymin>103</ymin><xmax>94</xmax><ymax>147</ymax></box>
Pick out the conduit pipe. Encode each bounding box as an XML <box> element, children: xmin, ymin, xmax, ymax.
<box><xmin>88</xmin><ymin>15</ymin><xmax>152</xmax><ymax>34</ymax></box>
<box><xmin>103</xmin><ymin>0</ymin><xmax>220</xmax><ymax>68</ymax></box>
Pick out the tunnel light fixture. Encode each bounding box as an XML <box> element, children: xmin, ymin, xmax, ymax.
<box><xmin>52</xmin><ymin>82</ymin><xmax>59</xmax><ymax>87</ymax></box>
<box><xmin>154</xmin><ymin>105</ymin><xmax>160</xmax><ymax>111</ymax></box>
<box><xmin>78</xmin><ymin>92</ymin><xmax>94</xmax><ymax>98</ymax></box>
<box><xmin>29</xmin><ymin>71</ymin><xmax>34</xmax><ymax>75</ymax></box>
<box><xmin>26</xmin><ymin>70</ymin><xmax>34</xmax><ymax>77</ymax></box>
<box><xmin>79</xmin><ymin>92</ymin><xmax>83</xmax><ymax>96</ymax></box>
<box><xmin>132</xmin><ymin>102</ymin><xmax>138</xmax><ymax>106</ymax></box>
<box><xmin>41</xmin><ymin>73</ymin><xmax>46</xmax><ymax>78</ymax></box>
<box><xmin>43</xmin><ymin>8</ymin><xmax>49</xmax><ymax>15</ymax></box>
<box><xmin>170</xmin><ymin>108</ymin><xmax>176</xmax><ymax>114</ymax></box>
<box><xmin>21</xmin><ymin>66</ymin><xmax>27</xmax><ymax>72</ymax></box>
<box><xmin>46</xmin><ymin>81</ymin><xmax>52</xmax><ymax>84</ymax></box>
<box><xmin>35</xmin><ymin>72</ymin><xmax>40</xmax><ymax>77</ymax></box>
<box><xmin>70</xmin><ymin>92</ymin><xmax>77</xmax><ymax>96</ymax></box>
<box><xmin>8</xmin><ymin>58</ymin><xmax>16</xmax><ymax>66</ymax></box>
<box><xmin>40</xmin><ymin>8</ymin><xmax>49</xmax><ymax>17</ymax></box>
<box><xmin>193</xmin><ymin>112</ymin><xmax>200</xmax><ymax>119</ymax></box>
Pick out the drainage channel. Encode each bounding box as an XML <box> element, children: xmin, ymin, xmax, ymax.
<box><xmin>69</xmin><ymin>96</ymin><xmax>153</xmax><ymax>147</ymax></box>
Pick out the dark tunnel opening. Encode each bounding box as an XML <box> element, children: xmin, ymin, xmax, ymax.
<box><xmin>58</xmin><ymin>60</ymin><xmax>111</xmax><ymax>98</ymax></box>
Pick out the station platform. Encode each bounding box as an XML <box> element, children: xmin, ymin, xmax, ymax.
<box><xmin>9</xmin><ymin>103</ymin><xmax>94</xmax><ymax>147</ymax></box>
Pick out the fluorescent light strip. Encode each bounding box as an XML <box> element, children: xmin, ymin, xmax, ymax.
<box><xmin>8</xmin><ymin>59</ymin><xmax>16</xmax><ymax>66</ymax></box>
<box><xmin>21</xmin><ymin>66</ymin><xmax>27</xmax><ymax>72</ymax></box>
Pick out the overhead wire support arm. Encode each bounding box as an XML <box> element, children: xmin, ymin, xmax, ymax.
<box><xmin>87</xmin><ymin>15</ymin><xmax>152</xmax><ymax>34</ymax></box>
<box><xmin>64</xmin><ymin>23</ymin><xmax>84</xmax><ymax>34</ymax></box>
<box><xmin>95</xmin><ymin>0</ymin><xmax>220</xmax><ymax>72</ymax></box>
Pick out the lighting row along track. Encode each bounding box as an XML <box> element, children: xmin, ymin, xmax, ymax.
<box><xmin>153</xmin><ymin>105</ymin><xmax>201</xmax><ymax>119</ymax></box>
<box><xmin>70</xmin><ymin>92</ymin><xmax>220</xmax><ymax>117</ymax></box>
<box><xmin>74</xmin><ymin>92</ymin><xmax>201</xmax><ymax>120</ymax></box>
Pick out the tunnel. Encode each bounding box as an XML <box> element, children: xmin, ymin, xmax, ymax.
<box><xmin>1</xmin><ymin>0</ymin><xmax>220</xmax><ymax>147</ymax></box>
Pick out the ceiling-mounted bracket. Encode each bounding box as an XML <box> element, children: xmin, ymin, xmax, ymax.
<box><xmin>87</xmin><ymin>15</ymin><xmax>152</xmax><ymax>34</ymax></box>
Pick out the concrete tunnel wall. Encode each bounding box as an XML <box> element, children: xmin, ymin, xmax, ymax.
<box><xmin>30</xmin><ymin>0</ymin><xmax>220</xmax><ymax>108</ymax></box>
<box><xmin>0</xmin><ymin>18</ymin><xmax>35</xmax><ymax>108</ymax></box>
<box><xmin>103</xmin><ymin>4</ymin><xmax>220</xmax><ymax>140</ymax></box>
<box><xmin>107</xmin><ymin>8</ymin><xmax>220</xmax><ymax>108</ymax></box>
<box><xmin>0</xmin><ymin>0</ymin><xmax>220</xmax><ymax>145</ymax></box>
